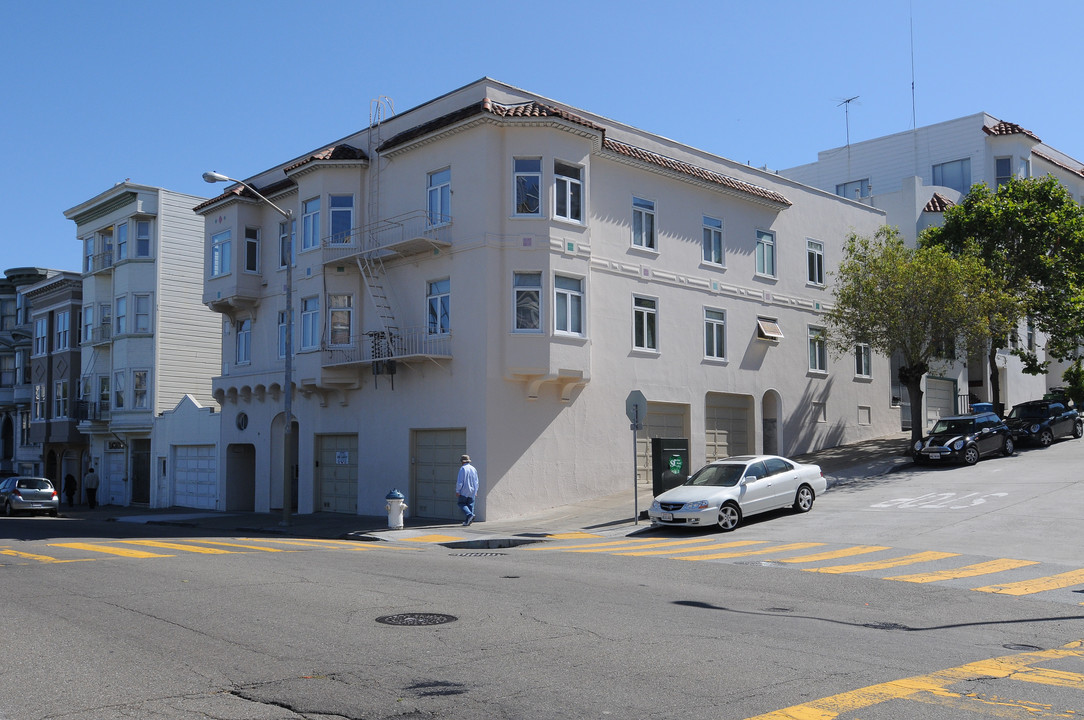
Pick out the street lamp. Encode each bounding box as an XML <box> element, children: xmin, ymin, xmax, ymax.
<box><xmin>203</xmin><ymin>171</ymin><xmax>295</xmax><ymax>526</ymax></box>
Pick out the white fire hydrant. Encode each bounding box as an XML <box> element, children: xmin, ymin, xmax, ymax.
<box><xmin>385</xmin><ymin>489</ymin><xmax>407</xmax><ymax>529</ymax></box>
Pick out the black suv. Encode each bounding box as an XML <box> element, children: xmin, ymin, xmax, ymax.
<box><xmin>1004</xmin><ymin>400</ymin><xmax>1082</xmax><ymax>447</ymax></box>
<box><xmin>913</xmin><ymin>412</ymin><xmax>1014</xmax><ymax>465</ymax></box>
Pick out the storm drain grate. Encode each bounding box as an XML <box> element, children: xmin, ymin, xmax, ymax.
<box><xmin>376</xmin><ymin>613</ymin><xmax>458</xmax><ymax>626</ymax></box>
<box><xmin>449</xmin><ymin>552</ymin><xmax>508</xmax><ymax>557</ymax></box>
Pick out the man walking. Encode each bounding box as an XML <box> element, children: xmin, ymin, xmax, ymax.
<box><xmin>83</xmin><ymin>467</ymin><xmax>100</xmax><ymax>509</ymax></box>
<box><xmin>455</xmin><ymin>454</ymin><xmax>478</xmax><ymax>526</ymax></box>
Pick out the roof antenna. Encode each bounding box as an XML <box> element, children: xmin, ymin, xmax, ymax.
<box><xmin>836</xmin><ymin>95</ymin><xmax>860</xmax><ymax>146</ymax></box>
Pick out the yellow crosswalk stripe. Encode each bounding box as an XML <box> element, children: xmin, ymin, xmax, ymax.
<box><xmin>237</xmin><ymin>538</ymin><xmax>371</xmax><ymax>550</ymax></box>
<box><xmin>803</xmin><ymin>550</ymin><xmax>959</xmax><ymax>574</ymax></box>
<box><xmin>49</xmin><ymin>542</ymin><xmax>172</xmax><ymax>558</ymax></box>
<box><xmin>974</xmin><ymin>568</ymin><xmax>1084</xmax><ymax>596</ymax></box>
<box><xmin>182</xmin><ymin>540</ymin><xmax>293</xmax><ymax>552</ymax></box>
<box><xmin>679</xmin><ymin>542</ymin><xmax>825</xmax><ymax>562</ymax></box>
<box><xmin>772</xmin><ymin>545</ymin><xmax>891</xmax><ymax>564</ymax></box>
<box><xmin>528</xmin><ymin>538</ymin><xmax>658</xmax><ymax>551</ymax></box>
<box><xmin>572</xmin><ymin>538</ymin><xmax>724</xmax><ymax>554</ymax></box>
<box><xmin>117</xmin><ymin>540</ymin><xmax>236</xmax><ymax>554</ymax></box>
<box><xmin>615</xmin><ymin>540</ymin><xmax>767</xmax><ymax>557</ymax></box>
<box><xmin>886</xmin><ymin>558</ymin><xmax>1040</xmax><ymax>583</ymax></box>
<box><xmin>0</xmin><ymin>548</ymin><xmax>95</xmax><ymax>564</ymax></box>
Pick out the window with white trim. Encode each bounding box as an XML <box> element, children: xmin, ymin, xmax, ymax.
<box><xmin>704</xmin><ymin>308</ymin><xmax>726</xmax><ymax>359</ymax></box>
<box><xmin>33</xmin><ymin>385</ymin><xmax>45</xmax><ymax>420</ymax></box>
<box><xmin>633</xmin><ymin>296</ymin><xmax>658</xmax><ymax>351</ymax></box>
<box><xmin>302</xmin><ymin>197</ymin><xmax>321</xmax><ymax>250</ymax></box>
<box><xmin>808</xmin><ymin>326</ymin><xmax>827</xmax><ymax>373</ymax></box>
<box><xmin>135</xmin><ymin>220</ymin><xmax>152</xmax><ymax>257</ymax></box>
<box><xmin>55</xmin><ymin>311</ymin><xmax>70</xmax><ymax>351</ymax></box>
<box><xmin>554</xmin><ymin>161</ymin><xmax>582</xmax><ymax>222</ymax></box>
<box><xmin>807</xmin><ymin>239</ymin><xmax>824</xmax><ymax>285</ymax></box>
<box><xmin>427</xmin><ymin>279</ymin><xmax>450</xmax><ymax>335</ymax></box>
<box><xmin>756</xmin><ymin>230</ymin><xmax>776</xmax><ymax>277</ymax></box>
<box><xmin>211</xmin><ymin>229</ymin><xmax>231</xmax><ymax>276</ymax></box>
<box><xmin>115</xmin><ymin>221</ymin><xmax>128</xmax><ymax>261</ymax></box>
<box><xmin>236</xmin><ymin>319</ymin><xmax>251</xmax><ymax>364</ymax></box>
<box><xmin>54</xmin><ymin>380</ymin><xmax>69</xmax><ymax>418</ymax></box>
<box><xmin>113</xmin><ymin>371</ymin><xmax>126</xmax><ymax>410</ymax></box>
<box><xmin>427</xmin><ymin>169</ymin><xmax>451</xmax><ymax>226</ymax></box>
<box><xmin>995</xmin><ymin>157</ymin><xmax>1012</xmax><ymax>188</ymax></box>
<box><xmin>134</xmin><ymin>294</ymin><xmax>151</xmax><ymax>333</ymax></box>
<box><xmin>329</xmin><ymin>195</ymin><xmax>354</xmax><ymax>243</ymax></box>
<box><xmin>513</xmin><ymin>271</ymin><xmax>542</xmax><ymax>332</ymax></box>
<box><xmin>932</xmin><ymin>158</ymin><xmax>971</xmax><ymax>193</ymax></box>
<box><xmin>855</xmin><ymin>343</ymin><xmax>872</xmax><ymax>377</ymax></box>
<box><xmin>33</xmin><ymin>318</ymin><xmax>47</xmax><ymax>355</ymax></box>
<box><xmin>328</xmin><ymin>294</ymin><xmax>353</xmax><ymax>346</ymax></box>
<box><xmin>632</xmin><ymin>197</ymin><xmax>656</xmax><ymax>250</ymax></box>
<box><xmin>514</xmin><ymin>158</ymin><xmax>542</xmax><ymax>216</ymax></box>
<box><xmin>98</xmin><ymin>375</ymin><xmax>109</xmax><ymax>412</ymax></box>
<box><xmin>114</xmin><ymin>296</ymin><xmax>127</xmax><ymax>335</ymax></box>
<box><xmin>702</xmin><ymin>216</ymin><xmax>724</xmax><ymax>265</ymax></box>
<box><xmin>301</xmin><ymin>296</ymin><xmax>320</xmax><ymax>350</ymax></box>
<box><xmin>83</xmin><ymin>237</ymin><xmax>94</xmax><ymax>273</ymax></box>
<box><xmin>244</xmin><ymin>227</ymin><xmax>260</xmax><ymax>272</ymax></box>
<box><xmin>554</xmin><ymin>275</ymin><xmax>583</xmax><ymax>335</ymax></box>
<box><xmin>133</xmin><ymin>370</ymin><xmax>149</xmax><ymax>409</ymax></box>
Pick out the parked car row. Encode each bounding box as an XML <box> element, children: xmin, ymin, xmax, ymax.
<box><xmin>913</xmin><ymin>400</ymin><xmax>1081</xmax><ymax>467</ymax></box>
<box><xmin>0</xmin><ymin>476</ymin><xmax>59</xmax><ymax>517</ymax></box>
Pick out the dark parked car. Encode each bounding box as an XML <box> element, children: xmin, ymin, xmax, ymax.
<box><xmin>0</xmin><ymin>476</ymin><xmax>59</xmax><ymax>516</ymax></box>
<box><xmin>1004</xmin><ymin>400</ymin><xmax>1082</xmax><ymax>447</ymax></box>
<box><xmin>913</xmin><ymin>412</ymin><xmax>1014</xmax><ymax>465</ymax></box>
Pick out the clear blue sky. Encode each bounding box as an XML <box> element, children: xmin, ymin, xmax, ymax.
<box><xmin>3</xmin><ymin>0</ymin><xmax>1081</xmax><ymax>272</ymax></box>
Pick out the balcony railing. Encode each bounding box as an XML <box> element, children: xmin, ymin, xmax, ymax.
<box><xmin>74</xmin><ymin>400</ymin><xmax>110</xmax><ymax>421</ymax></box>
<box><xmin>322</xmin><ymin>326</ymin><xmax>451</xmax><ymax>368</ymax></box>
<box><xmin>90</xmin><ymin>251</ymin><xmax>114</xmax><ymax>273</ymax></box>
<box><xmin>82</xmin><ymin>323</ymin><xmax>112</xmax><ymax>346</ymax></box>
<box><xmin>323</xmin><ymin>210</ymin><xmax>453</xmax><ymax>265</ymax></box>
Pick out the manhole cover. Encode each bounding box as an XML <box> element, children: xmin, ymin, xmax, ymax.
<box><xmin>375</xmin><ymin>613</ymin><xmax>458</xmax><ymax>626</ymax></box>
<box><xmin>449</xmin><ymin>552</ymin><xmax>507</xmax><ymax>557</ymax></box>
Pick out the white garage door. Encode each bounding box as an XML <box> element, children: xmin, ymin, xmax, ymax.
<box><xmin>173</xmin><ymin>445</ymin><xmax>217</xmax><ymax>510</ymax></box>
<box><xmin>926</xmin><ymin>379</ymin><xmax>957</xmax><ymax>429</ymax></box>
<box><xmin>636</xmin><ymin>406</ymin><xmax>687</xmax><ymax>485</ymax></box>
<box><xmin>412</xmin><ymin>429</ymin><xmax>466</xmax><ymax>520</ymax></box>
<box><xmin>706</xmin><ymin>395</ymin><xmax>751</xmax><ymax>462</ymax></box>
<box><xmin>316</xmin><ymin>434</ymin><xmax>358</xmax><ymax>514</ymax></box>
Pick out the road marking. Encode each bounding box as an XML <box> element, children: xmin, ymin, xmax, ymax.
<box><xmin>546</xmin><ymin>532</ymin><xmax>602</xmax><ymax>539</ymax></box>
<box><xmin>772</xmin><ymin>545</ymin><xmax>891</xmax><ymax>564</ymax></box>
<box><xmin>237</xmin><ymin>538</ymin><xmax>371</xmax><ymax>550</ymax></box>
<box><xmin>974</xmin><ymin>568</ymin><xmax>1084</xmax><ymax>596</ymax></box>
<box><xmin>0</xmin><ymin>548</ymin><xmax>95</xmax><ymax>564</ymax></box>
<box><xmin>183</xmin><ymin>540</ymin><xmax>294</xmax><ymax>552</ymax></box>
<box><xmin>886</xmin><ymin>558</ymin><xmax>1040</xmax><ymax>583</ymax></box>
<box><xmin>402</xmin><ymin>534</ymin><xmax>466</xmax><ymax>543</ymax></box>
<box><xmin>803</xmin><ymin>550</ymin><xmax>958</xmax><ymax>574</ymax></box>
<box><xmin>679</xmin><ymin>542</ymin><xmax>825</xmax><ymax>562</ymax></box>
<box><xmin>116</xmin><ymin>540</ymin><xmax>237</xmax><ymax>554</ymax></box>
<box><xmin>743</xmin><ymin>640</ymin><xmax>1084</xmax><ymax>719</ymax></box>
<box><xmin>529</xmin><ymin>538</ymin><xmax>659</xmax><ymax>551</ymax></box>
<box><xmin>613</xmin><ymin>540</ymin><xmax>766</xmax><ymax>557</ymax></box>
<box><xmin>49</xmin><ymin>542</ymin><xmax>173</xmax><ymax>558</ymax></box>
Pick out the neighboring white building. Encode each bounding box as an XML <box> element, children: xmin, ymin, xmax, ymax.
<box><xmin>196</xmin><ymin>77</ymin><xmax>892</xmax><ymax>523</ymax></box>
<box><xmin>64</xmin><ymin>182</ymin><xmax>220</xmax><ymax>508</ymax></box>
<box><xmin>781</xmin><ymin>112</ymin><xmax>1084</xmax><ymax>421</ymax></box>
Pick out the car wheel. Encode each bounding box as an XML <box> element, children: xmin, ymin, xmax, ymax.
<box><xmin>4</xmin><ymin>501</ymin><xmax>13</xmax><ymax>517</ymax></box>
<box><xmin>1003</xmin><ymin>436</ymin><xmax>1015</xmax><ymax>456</ymax></box>
<box><xmin>1074</xmin><ymin>421</ymin><xmax>1083</xmax><ymax>439</ymax></box>
<box><xmin>793</xmin><ymin>484</ymin><xmax>815</xmax><ymax>513</ymax></box>
<box><xmin>1038</xmin><ymin>428</ymin><xmax>1054</xmax><ymax>447</ymax></box>
<box><xmin>963</xmin><ymin>445</ymin><xmax>980</xmax><ymax>466</ymax></box>
<box><xmin>717</xmin><ymin>502</ymin><xmax>742</xmax><ymax>532</ymax></box>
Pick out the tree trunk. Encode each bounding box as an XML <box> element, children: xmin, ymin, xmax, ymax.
<box><xmin>899</xmin><ymin>363</ymin><xmax>929</xmax><ymax>443</ymax></box>
<box><xmin>988</xmin><ymin>343</ymin><xmax>1001</xmax><ymax>416</ymax></box>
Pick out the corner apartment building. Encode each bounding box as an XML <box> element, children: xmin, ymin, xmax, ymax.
<box><xmin>781</xmin><ymin>113</ymin><xmax>1084</xmax><ymax>422</ymax></box>
<box><xmin>196</xmin><ymin>77</ymin><xmax>891</xmax><ymax>522</ymax></box>
<box><xmin>64</xmin><ymin>182</ymin><xmax>219</xmax><ymax>507</ymax></box>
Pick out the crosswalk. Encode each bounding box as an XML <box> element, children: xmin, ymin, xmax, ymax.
<box><xmin>529</xmin><ymin>536</ymin><xmax>1084</xmax><ymax>605</ymax></box>
<box><xmin>0</xmin><ymin>537</ymin><xmax>399</xmax><ymax>564</ymax></box>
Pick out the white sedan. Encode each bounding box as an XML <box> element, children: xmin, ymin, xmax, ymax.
<box><xmin>648</xmin><ymin>455</ymin><xmax>825</xmax><ymax>531</ymax></box>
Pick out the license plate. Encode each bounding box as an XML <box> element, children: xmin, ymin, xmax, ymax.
<box><xmin>660</xmin><ymin>512</ymin><xmax>673</xmax><ymax>521</ymax></box>
<box><xmin>928</xmin><ymin>453</ymin><xmax>941</xmax><ymax>460</ymax></box>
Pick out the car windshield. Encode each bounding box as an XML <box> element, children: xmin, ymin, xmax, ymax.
<box><xmin>1008</xmin><ymin>405</ymin><xmax>1046</xmax><ymax>420</ymax></box>
<box><xmin>684</xmin><ymin>464</ymin><xmax>745</xmax><ymax>487</ymax></box>
<box><xmin>17</xmin><ymin>478</ymin><xmax>53</xmax><ymax>490</ymax></box>
<box><xmin>930</xmin><ymin>419</ymin><xmax>974</xmax><ymax>435</ymax></box>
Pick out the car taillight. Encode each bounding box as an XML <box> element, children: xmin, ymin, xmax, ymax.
<box><xmin>12</xmin><ymin>489</ymin><xmax>22</xmax><ymax>498</ymax></box>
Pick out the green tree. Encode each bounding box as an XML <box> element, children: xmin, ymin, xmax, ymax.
<box><xmin>826</xmin><ymin>227</ymin><xmax>994</xmax><ymax>441</ymax></box>
<box><xmin>921</xmin><ymin>176</ymin><xmax>1084</xmax><ymax>409</ymax></box>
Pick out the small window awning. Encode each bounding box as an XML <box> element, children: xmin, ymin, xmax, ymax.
<box><xmin>757</xmin><ymin>318</ymin><xmax>784</xmax><ymax>341</ymax></box>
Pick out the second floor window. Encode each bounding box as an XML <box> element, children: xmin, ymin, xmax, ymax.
<box><xmin>135</xmin><ymin>220</ymin><xmax>152</xmax><ymax>257</ymax></box>
<box><xmin>554</xmin><ymin>161</ymin><xmax>582</xmax><ymax>222</ymax></box>
<box><xmin>133</xmin><ymin>370</ymin><xmax>148</xmax><ymax>409</ymax></box>
<box><xmin>705</xmin><ymin>308</ymin><xmax>726</xmax><ymax>360</ymax></box>
<box><xmin>82</xmin><ymin>305</ymin><xmax>94</xmax><ymax>344</ymax></box>
<box><xmin>211</xmin><ymin>229</ymin><xmax>231</xmax><ymax>277</ymax></box>
<box><xmin>514</xmin><ymin>158</ymin><xmax>542</xmax><ymax>215</ymax></box>
<box><xmin>114</xmin><ymin>371</ymin><xmax>126</xmax><ymax>410</ymax></box>
<box><xmin>808</xmin><ymin>326</ymin><xmax>828</xmax><ymax>373</ymax></box>
<box><xmin>703</xmin><ymin>216</ymin><xmax>724</xmax><ymax>265</ymax></box>
<box><xmin>807</xmin><ymin>239</ymin><xmax>824</xmax><ymax>285</ymax></box>
<box><xmin>328</xmin><ymin>294</ymin><xmax>353</xmax><ymax>346</ymax></box>
<box><xmin>302</xmin><ymin>197</ymin><xmax>321</xmax><ymax>250</ymax></box>
<box><xmin>855</xmin><ymin>343</ymin><xmax>872</xmax><ymax>377</ymax></box>
<box><xmin>54</xmin><ymin>380</ymin><xmax>69</xmax><ymax>418</ymax></box>
<box><xmin>115</xmin><ymin>296</ymin><xmax>127</xmax><ymax>335</ymax></box>
<box><xmin>98</xmin><ymin>375</ymin><xmax>110</xmax><ymax>410</ymax></box>
<box><xmin>513</xmin><ymin>271</ymin><xmax>541</xmax><ymax>332</ymax></box>
<box><xmin>428</xmin><ymin>169</ymin><xmax>451</xmax><ymax>226</ymax></box>
<box><xmin>115</xmin><ymin>221</ymin><xmax>128</xmax><ymax>261</ymax></box>
<box><xmin>245</xmin><ymin>228</ymin><xmax>260</xmax><ymax>272</ymax></box>
<box><xmin>301</xmin><ymin>296</ymin><xmax>320</xmax><ymax>350</ymax></box>
<box><xmin>134</xmin><ymin>295</ymin><xmax>151</xmax><ymax>333</ymax></box>
<box><xmin>33</xmin><ymin>318</ymin><xmax>47</xmax><ymax>355</ymax></box>
<box><xmin>932</xmin><ymin>158</ymin><xmax>971</xmax><ymax>193</ymax></box>
<box><xmin>329</xmin><ymin>195</ymin><xmax>354</xmax><ymax>243</ymax></box>
<box><xmin>634</xmin><ymin>296</ymin><xmax>657</xmax><ymax>351</ymax></box>
<box><xmin>55</xmin><ymin>311</ymin><xmax>70</xmax><ymax>351</ymax></box>
<box><xmin>236</xmin><ymin>319</ymin><xmax>251</xmax><ymax>364</ymax></box>
<box><xmin>554</xmin><ymin>275</ymin><xmax>583</xmax><ymax>335</ymax></box>
<box><xmin>427</xmin><ymin>279</ymin><xmax>450</xmax><ymax>335</ymax></box>
<box><xmin>632</xmin><ymin>197</ymin><xmax>656</xmax><ymax>250</ymax></box>
<box><xmin>756</xmin><ymin>230</ymin><xmax>776</xmax><ymax>277</ymax></box>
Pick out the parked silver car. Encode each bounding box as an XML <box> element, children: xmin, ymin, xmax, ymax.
<box><xmin>0</xmin><ymin>476</ymin><xmax>59</xmax><ymax>517</ymax></box>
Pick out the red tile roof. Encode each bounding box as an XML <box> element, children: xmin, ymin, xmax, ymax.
<box><xmin>603</xmin><ymin>138</ymin><xmax>791</xmax><ymax>207</ymax></box>
<box><xmin>923</xmin><ymin>192</ymin><xmax>955</xmax><ymax>212</ymax></box>
<box><xmin>284</xmin><ymin>144</ymin><xmax>367</xmax><ymax>173</ymax></box>
<box><xmin>193</xmin><ymin>178</ymin><xmax>296</xmax><ymax>212</ymax></box>
<box><xmin>983</xmin><ymin>120</ymin><xmax>1040</xmax><ymax>143</ymax></box>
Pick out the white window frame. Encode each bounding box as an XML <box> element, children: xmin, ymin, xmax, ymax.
<box><xmin>427</xmin><ymin>278</ymin><xmax>451</xmax><ymax>336</ymax></box>
<box><xmin>115</xmin><ymin>221</ymin><xmax>128</xmax><ymax>261</ymax></box>
<box><xmin>554</xmin><ymin>274</ymin><xmax>584</xmax><ymax>336</ymax></box>
<box><xmin>855</xmin><ymin>343</ymin><xmax>872</xmax><ymax>378</ymax></box>
<box><xmin>427</xmin><ymin>168</ymin><xmax>451</xmax><ymax>227</ymax></box>
<box><xmin>704</xmin><ymin>308</ymin><xmax>726</xmax><ymax>360</ymax></box>
<box><xmin>327</xmin><ymin>294</ymin><xmax>353</xmax><ymax>347</ymax></box>
<box><xmin>135</xmin><ymin>220</ymin><xmax>152</xmax><ymax>257</ymax></box>
<box><xmin>632</xmin><ymin>197</ymin><xmax>656</xmax><ymax>250</ymax></box>
<box><xmin>114</xmin><ymin>296</ymin><xmax>127</xmax><ymax>335</ymax></box>
<box><xmin>702</xmin><ymin>216</ymin><xmax>724</xmax><ymax>265</ymax></box>
<box><xmin>756</xmin><ymin>230</ymin><xmax>776</xmax><ymax>278</ymax></box>
<box><xmin>633</xmin><ymin>295</ymin><xmax>658</xmax><ymax>352</ymax></box>
<box><xmin>113</xmin><ymin>371</ymin><xmax>126</xmax><ymax>410</ymax></box>
<box><xmin>513</xmin><ymin>271</ymin><xmax>542</xmax><ymax>332</ymax></box>
<box><xmin>133</xmin><ymin>370</ymin><xmax>149</xmax><ymax>409</ymax></box>
<box><xmin>808</xmin><ymin>326</ymin><xmax>828</xmax><ymax>373</ymax></box>
<box><xmin>932</xmin><ymin>158</ymin><xmax>972</xmax><ymax>193</ymax></box>
<box><xmin>55</xmin><ymin>311</ymin><xmax>70</xmax><ymax>351</ymax></box>
<box><xmin>54</xmin><ymin>380</ymin><xmax>69</xmax><ymax>418</ymax></box>
<box><xmin>211</xmin><ymin>229</ymin><xmax>231</xmax><ymax>277</ymax></box>
<box><xmin>244</xmin><ymin>227</ymin><xmax>260</xmax><ymax>273</ymax></box>
<box><xmin>302</xmin><ymin>196</ymin><xmax>321</xmax><ymax>250</ymax></box>
<box><xmin>33</xmin><ymin>317</ymin><xmax>47</xmax><ymax>355</ymax></box>
<box><xmin>134</xmin><ymin>294</ymin><xmax>151</xmax><ymax>333</ymax></box>
<box><xmin>807</xmin><ymin>239</ymin><xmax>825</xmax><ymax>286</ymax></box>
<box><xmin>554</xmin><ymin>160</ymin><xmax>583</xmax><ymax>222</ymax></box>
<box><xmin>513</xmin><ymin>157</ymin><xmax>542</xmax><ymax>216</ymax></box>
<box><xmin>300</xmin><ymin>296</ymin><xmax>320</xmax><ymax>350</ymax></box>
<box><xmin>329</xmin><ymin>194</ymin><xmax>354</xmax><ymax>243</ymax></box>
<box><xmin>83</xmin><ymin>237</ymin><xmax>94</xmax><ymax>273</ymax></box>
<box><xmin>236</xmin><ymin>319</ymin><xmax>252</xmax><ymax>364</ymax></box>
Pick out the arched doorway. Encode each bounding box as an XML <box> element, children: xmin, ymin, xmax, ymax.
<box><xmin>270</xmin><ymin>413</ymin><xmax>299</xmax><ymax>512</ymax></box>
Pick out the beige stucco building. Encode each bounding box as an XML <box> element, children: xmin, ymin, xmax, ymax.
<box><xmin>197</xmin><ymin>78</ymin><xmax>893</xmax><ymax>522</ymax></box>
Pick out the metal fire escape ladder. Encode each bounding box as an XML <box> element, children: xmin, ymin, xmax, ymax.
<box><xmin>363</xmin><ymin>96</ymin><xmax>399</xmax><ymax>362</ymax></box>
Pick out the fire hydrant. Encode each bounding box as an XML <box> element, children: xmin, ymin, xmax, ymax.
<box><xmin>385</xmin><ymin>489</ymin><xmax>407</xmax><ymax>529</ymax></box>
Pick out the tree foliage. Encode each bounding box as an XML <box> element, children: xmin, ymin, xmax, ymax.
<box><xmin>826</xmin><ymin>226</ymin><xmax>994</xmax><ymax>439</ymax></box>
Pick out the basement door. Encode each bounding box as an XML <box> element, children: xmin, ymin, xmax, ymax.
<box><xmin>172</xmin><ymin>445</ymin><xmax>217</xmax><ymax>510</ymax></box>
<box><xmin>412</xmin><ymin>428</ymin><xmax>465</xmax><ymax>520</ymax></box>
<box><xmin>315</xmin><ymin>434</ymin><xmax>358</xmax><ymax>514</ymax></box>
<box><xmin>925</xmin><ymin>379</ymin><xmax>957</xmax><ymax>430</ymax></box>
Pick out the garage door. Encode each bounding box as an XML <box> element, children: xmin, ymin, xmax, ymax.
<box><xmin>412</xmin><ymin>429</ymin><xmax>466</xmax><ymax>520</ymax></box>
<box><xmin>926</xmin><ymin>379</ymin><xmax>957</xmax><ymax>429</ymax></box>
<box><xmin>706</xmin><ymin>394</ymin><xmax>751</xmax><ymax>462</ymax></box>
<box><xmin>636</xmin><ymin>405</ymin><xmax>687</xmax><ymax>485</ymax></box>
<box><xmin>173</xmin><ymin>445</ymin><xmax>217</xmax><ymax>510</ymax></box>
<box><xmin>316</xmin><ymin>434</ymin><xmax>358</xmax><ymax>514</ymax></box>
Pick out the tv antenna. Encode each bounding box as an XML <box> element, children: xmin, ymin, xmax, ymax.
<box><xmin>836</xmin><ymin>95</ymin><xmax>860</xmax><ymax>146</ymax></box>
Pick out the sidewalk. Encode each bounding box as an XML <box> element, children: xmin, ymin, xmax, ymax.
<box><xmin>59</xmin><ymin>431</ymin><xmax>913</xmax><ymax>543</ymax></box>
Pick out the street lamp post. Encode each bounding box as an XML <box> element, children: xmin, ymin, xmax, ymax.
<box><xmin>203</xmin><ymin>171</ymin><xmax>294</xmax><ymax>526</ymax></box>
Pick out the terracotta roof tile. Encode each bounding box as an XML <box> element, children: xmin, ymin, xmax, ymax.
<box><xmin>603</xmin><ymin>138</ymin><xmax>791</xmax><ymax>207</ymax></box>
<box><xmin>285</xmin><ymin>144</ymin><xmax>367</xmax><ymax>173</ymax></box>
<box><xmin>983</xmin><ymin>120</ymin><xmax>1041</xmax><ymax>143</ymax></box>
<box><xmin>193</xmin><ymin>178</ymin><xmax>296</xmax><ymax>213</ymax></box>
<box><xmin>923</xmin><ymin>192</ymin><xmax>955</xmax><ymax>212</ymax></box>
